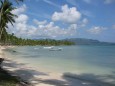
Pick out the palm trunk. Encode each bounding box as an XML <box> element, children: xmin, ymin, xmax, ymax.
<box><xmin>0</xmin><ymin>3</ymin><xmax>3</xmax><ymax>42</ymax></box>
<box><xmin>0</xmin><ymin>1</ymin><xmax>3</xmax><ymax>26</ymax></box>
<box><xmin>0</xmin><ymin>25</ymin><xmax>4</xmax><ymax>42</ymax></box>
<box><xmin>0</xmin><ymin>6</ymin><xmax>4</xmax><ymax>41</ymax></box>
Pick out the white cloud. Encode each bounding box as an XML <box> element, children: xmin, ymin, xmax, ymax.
<box><xmin>8</xmin><ymin>5</ymin><xmax>78</xmax><ymax>39</ymax></box>
<box><xmin>16</xmin><ymin>14</ymin><xmax>28</xmax><ymax>23</ymax></box>
<box><xmin>80</xmin><ymin>18</ymin><xmax>88</xmax><ymax>27</ymax></box>
<box><xmin>82</xmin><ymin>18</ymin><xmax>88</xmax><ymax>24</ymax></box>
<box><xmin>104</xmin><ymin>0</ymin><xmax>115</xmax><ymax>4</ymax></box>
<box><xmin>12</xmin><ymin>4</ymin><xmax>26</xmax><ymax>15</ymax></box>
<box><xmin>87</xmin><ymin>26</ymin><xmax>106</xmax><ymax>34</ymax></box>
<box><xmin>52</xmin><ymin>4</ymin><xmax>81</xmax><ymax>24</ymax></box>
<box><xmin>33</xmin><ymin>19</ymin><xmax>47</xmax><ymax>25</ymax></box>
<box><xmin>31</xmin><ymin>22</ymin><xmax>77</xmax><ymax>38</ymax></box>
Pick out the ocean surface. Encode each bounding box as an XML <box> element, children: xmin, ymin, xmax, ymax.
<box><xmin>4</xmin><ymin>45</ymin><xmax>115</xmax><ymax>84</ymax></box>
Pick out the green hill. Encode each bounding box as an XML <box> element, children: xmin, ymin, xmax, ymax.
<box><xmin>64</xmin><ymin>38</ymin><xmax>115</xmax><ymax>45</ymax></box>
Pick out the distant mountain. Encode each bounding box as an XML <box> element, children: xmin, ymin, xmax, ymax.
<box><xmin>64</xmin><ymin>38</ymin><xmax>115</xmax><ymax>45</ymax></box>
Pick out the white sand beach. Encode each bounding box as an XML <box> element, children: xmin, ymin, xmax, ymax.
<box><xmin>0</xmin><ymin>46</ymin><xmax>66</xmax><ymax>86</ymax></box>
<box><xmin>0</xmin><ymin>46</ymin><xmax>114</xmax><ymax>86</ymax></box>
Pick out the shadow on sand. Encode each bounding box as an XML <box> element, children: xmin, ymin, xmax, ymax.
<box><xmin>37</xmin><ymin>72</ymin><xmax>115</xmax><ymax>86</ymax></box>
<box><xmin>2</xmin><ymin>59</ymin><xmax>48</xmax><ymax>85</ymax></box>
<box><xmin>2</xmin><ymin>59</ymin><xmax>115</xmax><ymax>86</ymax></box>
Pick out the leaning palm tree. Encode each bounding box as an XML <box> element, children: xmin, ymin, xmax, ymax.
<box><xmin>0</xmin><ymin>0</ymin><xmax>17</xmax><ymax>41</ymax></box>
<box><xmin>0</xmin><ymin>0</ymin><xmax>24</xmax><ymax>3</ymax></box>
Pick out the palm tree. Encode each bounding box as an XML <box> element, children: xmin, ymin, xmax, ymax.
<box><xmin>0</xmin><ymin>0</ymin><xmax>24</xmax><ymax>3</ymax></box>
<box><xmin>0</xmin><ymin>0</ymin><xmax>16</xmax><ymax>42</ymax></box>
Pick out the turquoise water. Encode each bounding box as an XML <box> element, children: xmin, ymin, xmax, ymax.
<box><xmin>4</xmin><ymin>45</ymin><xmax>115</xmax><ymax>84</ymax></box>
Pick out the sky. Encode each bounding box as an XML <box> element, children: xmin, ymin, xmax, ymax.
<box><xmin>8</xmin><ymin>0</ymin><xmax>115</xmax><ymax>42</ymax></box>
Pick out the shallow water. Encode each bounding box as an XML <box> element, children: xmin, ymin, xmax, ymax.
<box><xmin>4</xmin><ymin>45</ymin><xmax>115</xmax><ymax>84</ymax></box>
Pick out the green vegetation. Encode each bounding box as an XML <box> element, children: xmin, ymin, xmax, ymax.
<box><xmin>66</xmin><ymin>38</ymin><xmax>115</xmax><ymax>45</ymax></box>
<box><xmin>0</xmin><ymin>33</ymin><xmax>75</xmax><ymax>46</ymax></box>
<box><xmin>0</xmin><ymin>0</ymin><xmax>17</xmax><ymax>41</ymax></box>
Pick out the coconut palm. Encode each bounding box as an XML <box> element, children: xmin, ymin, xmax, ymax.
<box><xmin>0</xmin><ymin>0</ymin><xmax>24</xmax><ymax>3</ymax></box>
<box><xmin>0</xmin><ymin>0</ymin><xmax>16</xmax><ymax>41</ymax></box>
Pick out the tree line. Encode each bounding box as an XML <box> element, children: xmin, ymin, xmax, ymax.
<box><xmin>0</xmin><ymin>32</ymin><xmax>74</xmax><ymax>45</ymax></box>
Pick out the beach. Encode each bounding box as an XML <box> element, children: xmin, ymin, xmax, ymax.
<box><xmin>0</xmin><ymin>0</ymin><xmax>115</xmax><ymax>85</ymax></box>
<box><xmin>0</xmin><ymin>46</ymin><xmax>67</xmax><ymax>86</ymax></box>
<box><xmin>0</xmin><ymin>46</ymin><xmax>115</xmax><ymax>86</ymax></box>
<box><xmin>2</xmin><ymin>58</ymin><xmax>115</xmax><ymax>86</ymax></box>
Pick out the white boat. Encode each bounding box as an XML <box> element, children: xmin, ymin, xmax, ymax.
<box><xmin>49</xmin><ymin>48</ymin><xmax>63</xmax><ymax>51</ymax></box>
<box><xmin>43</xmin><ymin>46</ymin><xmax>54</xmax><ymax>49</ymax></box>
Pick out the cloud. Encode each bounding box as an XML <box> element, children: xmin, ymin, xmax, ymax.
<box><xmin>8</xmin><ymin>5</ymin><xmax>78</xmax><ymax>39</ymax></box>
<box><xmin>83</xmin><ymin>0</ymin><xmax>91</xmax><ymax>4</ymax></box>
<box><xmin>104</xmin><ymin>0</ymin><xmax>115</xmax><ymax>4</ymax></box>
<box><xmin>33</xmin><ymin>22</ymin><xmax>77</xmax><ymax>38</ymax></box>
<box><xmin>52</xmin><ymin>4</ymin><xmax>81</xmax><ymax>24</ymax></box>
<box><xmin>12</xmin><ymin>4</ymin><xmax>26</xmax><ymax>15</ymax></box>
<box><xmin>33</xmin><ymin>19</ymin><xmax>47</xmax><ymax>25</ymax></box>
<box><xmin>43</xmin><ymin>0</ymin><xmax>60</xmax><ymax>8</ymax></box>
<box><xmin>112</xmin><ymin>24</ymin><xmax>115</xmax><ymax>29</ymax></box>
<box><xmin>25</xmin><ymin>21</ymin><xmax>77</xmax><ymax>38</ymax></box>
<box><xmin>87</xmin><ymin>26</ymin><xmax>107</xmax><ymax>34</ymax></box>
<box><xmin>16</xmin><ymin>14</ymin><xmax>28</xmax><ymax>23</ymax></box>
<box><xmin>80</xmin><ymin>18</ymin><xmax>88</xmax><ymax>27</ymax></box>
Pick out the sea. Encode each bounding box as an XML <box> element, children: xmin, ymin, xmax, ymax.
<box><xmin>4</xmin><ymin>45</ymin><xmax>115</xmax><ymax>85</ymax></box>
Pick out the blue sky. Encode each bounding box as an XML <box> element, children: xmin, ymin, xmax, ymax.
<box><xmin>8</xmin><ymin>0</ymin><xmax>115</xmax><ymax>42</ymax></box>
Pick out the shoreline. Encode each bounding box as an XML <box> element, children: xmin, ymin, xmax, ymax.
<box><xmin>0</xmin><ymin>46</ymin><xmax>30</xmax><ymax>86</ymax></box>
<box><xmin>1</xmin><ymin>46</ymin><xmax>66</xmax><ymax>86</ymax></box>
<box><xmin>2</xmin><ymin>58</ymin><xmax>67</xmax><ymax>86</ymax></box>
<box><xmin>1</xmin><ymin>46</ymin><xmax>115</xmax><ymax>86</ymax></box>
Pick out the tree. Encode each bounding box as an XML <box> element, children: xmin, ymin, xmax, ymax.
<box><xmin>0</xmin><ymin>0</ymin><xmax>16</xmax><ymax>42</ymax></box>
<box><xmin>0</xmin><ymin>0</ymin><xmax>24</xmax><ymax>3</ymax></box>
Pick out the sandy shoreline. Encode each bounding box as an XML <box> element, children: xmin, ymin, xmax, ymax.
<box><xmin>0</xmin><ymin>46</ymin><xmax>115</xmax><ymax>86</ymax></box>
<box><xmin>0</xmin><ymin>46</ymin><xmax>67</xmax><ymax>86</ymax></box>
